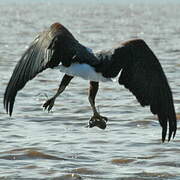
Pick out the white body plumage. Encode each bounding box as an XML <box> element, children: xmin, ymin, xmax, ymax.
<box><xmin>56</xmin><ymin>63</ymin><xmax>112</xmax><ymax>82</ymax></box>
<box><xmin>55</xmin><ymin>47</ymin><xmax>112</xmax><ymax>82</ymax></box>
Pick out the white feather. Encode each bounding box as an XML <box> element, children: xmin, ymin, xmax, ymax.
<box><xmin>55</xmin><ymin>63</ymin><xmax>112</xmax><ymax>82</ymax></box>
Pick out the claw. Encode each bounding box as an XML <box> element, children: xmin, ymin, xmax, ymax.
<box><xmin>43</xmin><ymin>98</ymin><xmax>55</xmax><ymax>112</ymax></box>
<box><xmin>87</xmin><ymin>115</ymin><xmax>108</xmax><ymax>130</ymax></box>
<box><xmin>101</xmin><ymin>116</ymin><xmax>108</xmax><ymax>122</ymax></box>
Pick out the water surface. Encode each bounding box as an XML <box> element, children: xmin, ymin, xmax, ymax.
<box><xmin>0</xmin><ymin>0</ymin><xmax>180</xmax><ymax>179</ymax></box>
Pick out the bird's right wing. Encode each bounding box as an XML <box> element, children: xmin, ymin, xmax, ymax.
<box><xmin>4</xmin><ymin>22</ymin><xmax>77</xmax><ymax>116</ymax></box>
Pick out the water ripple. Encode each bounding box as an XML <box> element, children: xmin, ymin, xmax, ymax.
<box><xmin>0</xmin><ymin>0</ymin><xmax>180</xmax><ymax>179</ymax></box>
<box><xmin>0</xmin><ymin>148</ymin><xmax>65</xmax><ymax>161</ymax></box>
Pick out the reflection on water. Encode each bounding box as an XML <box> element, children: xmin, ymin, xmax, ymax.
<box><xmin>0</xmin><ymin>0</ymin><xmax>180</xmax><ymax>179</ymax></box>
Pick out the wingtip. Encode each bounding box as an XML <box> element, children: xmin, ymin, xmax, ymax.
<box><xmin>3</xmin><ymin>100</ymin><xmax>8</xmax><ymax>116</ymax></box>
<box><xmin>173</xmin><ymin>130</ymin><xmax>176</xmax><ymax>139</ymax></box>
<box><xmin>4</xmin><ymin>105</ymin><xmax>11</xmax><ymax>117</ymax></box>
<box><xmin>162</xmin><ymin>126</ymin><xmax>167</xmax><ymax>143</ymax></box>
<box><xmin>9</xmin><ymin>111</ymin><xmax>12</xmax><ymax>117</ymax></box>
<box><xmin>6</xmin><ymin>107</ymin><xmax>12</xmax><ymax>117</ymax></box>
<box><xmin>162</xmin><ymin>128</ymin><xmax>176</xmax><ymax>142</ymax></box>
<box><xmin>168</xmin><ymin>130</ymin><xmax>173</xmax><ymax>142</ymax></box>
<box><xmin>3</xmin><ymin>98</ymin><xmax>13</xmax><ymax>117</ymax></box>
<box><xmin>162</xmin><ymin>137</ymin><xmax>165</xmax><ymax>143</ymax></box>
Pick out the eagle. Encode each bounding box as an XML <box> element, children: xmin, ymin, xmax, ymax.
<box><xmin>4</xmin><ymin>22</ymin><xmax>177</xmax><ymax>142</ymax></box>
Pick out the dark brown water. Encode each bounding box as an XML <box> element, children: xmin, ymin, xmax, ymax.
<box><xmin>0</xmin><ymin>0</ymin><xmax>180</xmax><ymax>179</ymax></box>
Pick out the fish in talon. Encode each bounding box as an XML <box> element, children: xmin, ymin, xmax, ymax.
<box><xmin>88</xmin><ymin>117</ymin><xmax>107</xmax><ymax>130</ymax></box>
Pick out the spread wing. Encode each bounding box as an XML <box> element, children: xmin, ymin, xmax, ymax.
<box><xmin>4</xmin><ymin>22</ymin><xmax>99</xmax><ymax>116</ymax></box>
<box><xmin>96</xmin><ymin>39</ymin><xmax>177</xmax><ymax>142</ymax></box>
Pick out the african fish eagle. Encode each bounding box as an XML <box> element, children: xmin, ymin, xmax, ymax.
<box><xmin>3</xmin><ymin>22</ymin><xmax>177</xmax><ymax>142</ymax></box>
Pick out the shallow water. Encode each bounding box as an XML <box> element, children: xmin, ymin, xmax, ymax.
<box><xmin>0</xmin><ymin>0</ymin><xmax>180</xmax><ymax>179</ymax></box>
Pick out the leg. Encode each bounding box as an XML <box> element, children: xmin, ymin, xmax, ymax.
<box><xmin>43</xmin><ymin>74</ymin><xmax>73</xmax><ymax>111</ymax></box>
<box><xmin>88</xmin><ymin>81</ymin><xmax>99</xmax><ymax>117</ymax></box>
<box><xmin>88</xmin><ymin>81</ymin><xmax>108</xmax><ymax>129</ymax></box>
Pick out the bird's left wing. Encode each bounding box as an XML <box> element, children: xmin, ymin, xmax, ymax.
<box><xmin>4</xmin><ymin>22</ymin><xmax>77</xmax><ymax>116</ymax></box>
<box><xmin>95</xmin><ymin>39</ymin><xmax>177</xmax><ymax>142</ymax></box>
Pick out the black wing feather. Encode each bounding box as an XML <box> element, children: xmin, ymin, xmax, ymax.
<box><xmin>4</xmin><ymin>22</ymin><xmax>100</xmax><ymax>116</ymax></box>
<box><xmin>96</xmin><ymin>39</ymin><xmax>177</xmax><ymax>142</ymax></box>
<box><xmin>4</xmin><ymin>37</ymin><xmax>48</xmax><ymax>116</ymax></box>
<box><xmin>4</xmin><ymin>23</ymin><xmax>76</xmax><ymax>116</ymax></box>
<box><xmin>118</xmin><ymin>39</ymin><xmax>176</xmax><ymax>142</ymax></box>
